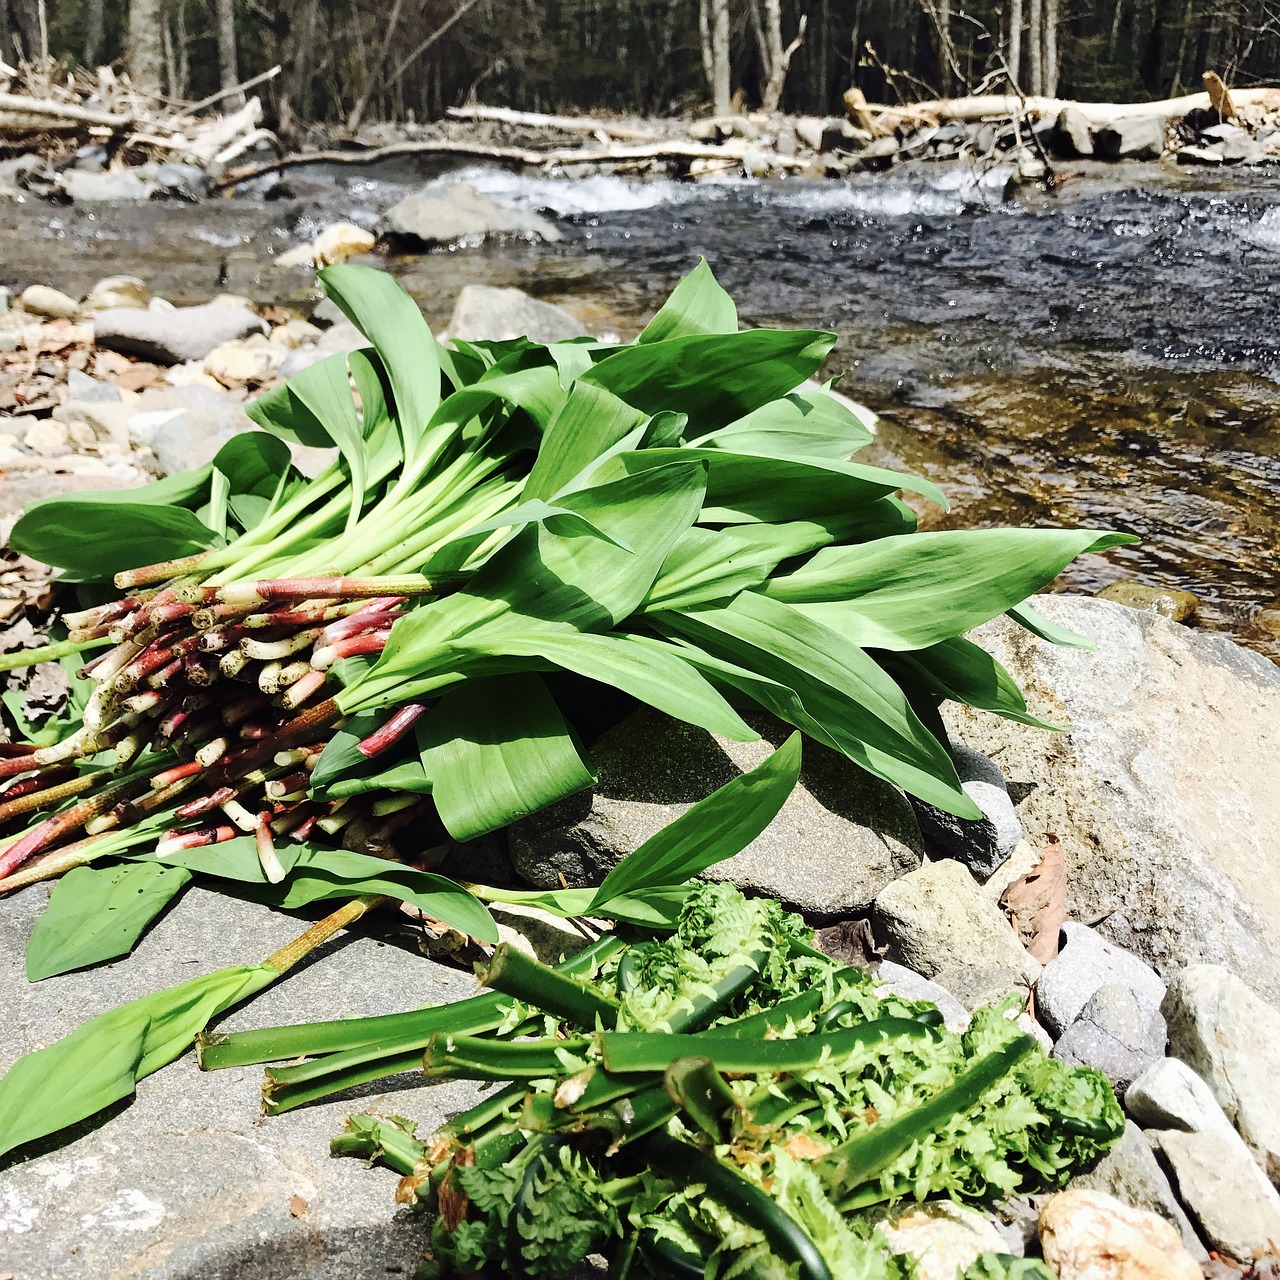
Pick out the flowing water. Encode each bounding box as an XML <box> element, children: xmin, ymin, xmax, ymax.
<box><xmin>2</xmin><ymin>158</ymin><xmax>1278</xmax><ymax>656</ymax></box>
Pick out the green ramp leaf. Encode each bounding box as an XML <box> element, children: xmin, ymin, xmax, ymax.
<box><xmin>419</xmin><ymin>674</ymin><xmax>596</xmax><ymax>842</ymax></box>
<box><xmin>26</xmin><ymin>862</ymin><xmax>193</xmax><ymax>982</ymax></box>
<box><xmin>589</xmin><ymin>732</ymin><xmax>802</xmax><ymax>911</ymax></box>
<box><xmin>0</xmin><ymin>964</ymin><xmax>276</xmax><ymax>1159</ymax></box>
<box><xmin>637</xmin><ymin>258</ymin><xmax>738</xmax><ymax>343</ymax></box>
<box><xmin>762</xmin><ymin>528</ymin><xmax>1136</xmax><ymax>651</ymax></box>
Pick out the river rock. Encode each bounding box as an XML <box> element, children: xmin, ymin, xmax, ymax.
<box><xmin>60</xmin><ymin>167</ymin><xmax>157</xmax><ymax>202</ymax></box>
<box><xmin>1058</xmin><ymin>106</ymin><xmax>1095</xmax><ymax>156</ymax></box>
<box><xmin>910</xmin><ymin>744</ymin><xmax>1021</xmax><ymax>878</ymax></box>
<box><xmin>19</xmin><ymin>284</ymin><xmax>80</xmax><ymax>320</ymax></box>
<box><xmin>148</xmin><ymin>404</ymin><xmax>257</xmax><ymax>475</ymax></box>
<box><xmin>857</xmin><ymin>135</ymin><xmax>900</xmax><ymax>169</ymax></box>
<box><xmin>1069</xmin><ymin>1122</ymin><xmax>1204</xmax><ymax>1257</ymax></box>
<box><xmin>21</xmin><ymin>418</ymin><xmax>70</xmax><ymax>456</ymax></box>
<box><xmin>205</xmin><ymin>337</ymin><xmax>288</xmax><ymax>387</ymax></box>
<box><xmin>271</xmin><ymin>319</ymin><xmax>323</xmax><ymax>349</ymax></box>
<box><xmin>1162</xmin><ymin>964</ymin><xmax>1280</xmax><ymax>1181</ymax></box>
<box><xmin>1036</xmin><ymin>921</ymin><xmax>1166</xmax><ymax>1039</ymax></box>
<box><xmin>81</xmin><ymin>275</ymin><xmax>151</xmax><ymax>312</ymax></box>
<box><xmin>94</xmin><ymin>300</ymin><xmax>268</xmax><ymax>365</ymax></box>
<box><xmin>1053</xmin><ymin>985</ymin><xmax>1166</xmax><ymax>1090</ymax></box>
<box><xmin>447</xmin><ymin>285</ymin><xmax>587</xmax><ymax>344</ymax></box>
<box><xmin>874</xmin><ymin>960</ymin><xmax>971</xmax><ymax>1032</ymax></box>
<box><xmin>1038</xmin><ymin>1188</ymin><xmax>1201</xmax><ymax>1280</ymax></box>
<box><xmin>0</xmin><ymin>882</ymin><xmax>485</xmax><ymax>1279</ymax></box>
<box><xmin>376</xmin><ymin>182</ymin><xmax>563</xmax><ymax>249</ymax></box>
<box><xmin>1153</xmin><ymin>1127</ymin><xmax>1280</xmax><ymax>1259</ymax></box>
<box><xmin>1092</xmin><ymin>115</ymin><xmax>1167</xmax><ymax>159</ymax></box>
<box><xmin>941</xmin><ymin>595</ymin><xmax>1280</xmax><ymax>999</ymax></box>
<box><xmin>1095</xmin><ymin>581</ymin><xmax>1198</xmax><ymax>622</ymax></box>
<box><xmin>508</xmin><ymin>708</ymin><xmax>924</xmax><ymax>917</ymax></box>
<box><xmin>1124</xmin><ymin>1057</ymin><xmax>1237</xmax><ymax>1139</ymax></box>
<box><xmin>1177</xmin><ymin>145</ymin><xmax>1226</xmax><ymax>166</ymax></box>
<box><xmin>153</xmin><ymin>162</ymin><xmax>211</xmax><ymax>202</ymax></box>
<box><xmin>874</xmin><ymin>1201</ymin><xmax>1006</xmax><ymax>1280</ymax></box>
<box><xmin>873</xmin><ymin>858</ymin><xmax>1041</xmax><ymax>1009</ymax></box>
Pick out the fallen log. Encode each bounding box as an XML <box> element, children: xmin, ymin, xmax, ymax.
<box><xmin>446</xmin><ymin>104</ymin><xmax>660</xmax><ymax>141</ymax></box>
<box><xmin>873</xmin><ymin>89</ymin><xmax>1280</xmax><ymax>125</ymax></box>
<box><xmin>0</xmin><ymin>91</ymin><xmax>131</xmax><ymax>130</ymax></box>
<box><xmin>218</xmin><ymin>134</ymin><xmax>807</xmax><ymax>189</ymax></box>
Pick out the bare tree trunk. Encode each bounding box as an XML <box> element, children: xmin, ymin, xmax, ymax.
<box><xmin>1008</xmin><ymin>0</ymin><xmax>1023</xmax><ymax>87</ymax></box>
<box><xmin>757</xmin><ymin>0</ymin><xmax>806</xmax><ymax>111</ymax></box>
<box><xmin>1028</xmin><ymin>0</ymin><xmax>1043</xmax><ymax>94</ymax></box>
<box><xmin>83</xmin><ymin>0</ymin><xmax>104</xmax><ymax>64</ymax></box>
<box><xmin>711</xmin><ymin>0</ymin><xmax>731</xmax><ymax>115</ymax></box>
<box><xmin>216</xmin><ymin>0</ymin><xmax>242</xmax><ymax>106</ymax></box>
<box><xmin>128</xmin><ymin>0</ymin><xmax>165</xmax><ymax>96</ymax></box>
<box><xmin>1043</xmin><ymin>0</ymin><xmax>1058</xmax><ymax>94</ymax></box>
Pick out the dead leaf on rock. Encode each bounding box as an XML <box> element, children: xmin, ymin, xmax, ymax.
<box><xmin>815</xmin><ymin>916</ymin><xmax>886</xmax><ymax>968</ymax></box>
<box><xmin>288</xmin><ymin>1194</ymin><xmax>308</xmax><ymax>1217</ymax></box>
<box><xmin>1000</xmin><ymin>833</ymin><xmax>1068</xmax><ymax>965</ymax></box>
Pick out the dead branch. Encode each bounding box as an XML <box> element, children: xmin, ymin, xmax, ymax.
<box><xmin>445</xmin><ymin>105</ymin><xmax>662</xmax><ymax>141</ymax></box>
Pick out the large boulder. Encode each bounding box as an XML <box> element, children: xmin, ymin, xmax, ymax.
<box><xmin>0</xmin><ymin>884</ymin><xmax>484</xmax><ymax>1278</ymax></box>
<box><xmin>508</xmin><ymin>708</ymin><xmax>924</xmax><ymax>917</ymax></box>
<box><xmin>1091</xmin><ymin>115</ymin><xmax>1168</xmax><ymax>159</ymax></box>
<box><xmin>93</xmin><ymin>300</ymin><xmax>268</xmax><ymax>365</ymax></box>
<box><xmin>376</xmin><ymin>183</ymin><xmax>563</xmax><ymax>250</ymax></box>
<box><xmin>944</xmin><ymin>595</ymin><xmax>1280</xmax><ymax>999</ymax></box>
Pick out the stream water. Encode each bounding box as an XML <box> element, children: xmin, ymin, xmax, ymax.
<box><xmin>2</xmin><ymin>158</ymin><xmax>1278</xmax><ymax>656</ymax></box>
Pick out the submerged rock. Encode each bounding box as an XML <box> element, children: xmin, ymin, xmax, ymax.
<box><xmin>508</xmin><ymin>707</ymin><xmax>923</xmax><ymax>917</ymax></box>
<box><xmin>376</xmin><ymin>182</ymin><xmax>563</xmax><ymax>250</ymax></box>
<box><xmin>1095</xmin><ymin>581</ymin><xmax>1198</xmax><ymax>622</ymax></box>
<box><xmin>942</xmin><ymin>595</ymin><xmax>1280</xmax><ymax>1000</ymax></box>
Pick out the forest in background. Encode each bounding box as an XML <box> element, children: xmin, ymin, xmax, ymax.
<box><xmin>1</xmin><ymin>0</ymin><xmax>1277</xmax><ymax>133</ymax></box>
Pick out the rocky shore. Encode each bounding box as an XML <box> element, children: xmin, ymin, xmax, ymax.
<box><xmin>3</xmin><ymin>275</ymin><xmax>1280</xmax><ymax>1278</ymax></box>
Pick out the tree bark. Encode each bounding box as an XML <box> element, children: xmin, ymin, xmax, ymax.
<box><xmin>83</xmin><ymin>0</ymin><xmax>104</xmax><ymax>65</ymax></box>
<box><xmin>1043</xmin><ymin>0</ymin><xmax>1058</xmax><ymax>96</ymax></box>
<box><xmin>216</xmin><ymin>0</ymin><xmax>242</xmax><ymax>106</ymax></box>
<box><xmin>128</xmin><ymin>0</ymin><xmax>165</xmax><ymax>97</ymax></box>
<box><xmin>1028</xmin><ymin>0</ymin><xmax>1043</xmax><ymax>95</ymax></box>
<box><xmin>1008</xmin><ymin>0</ymin><xmax>1023</xmax><ymax>89</ymax></box>
<box><xmin>705</xmin><ymin>0</ymin><xmax>731</xmax><ymax>116</ymax></box>
<box><xmin>758</xmin><ymin>0</ymin><xmax>806</xmax><ymax>112</ymax></box>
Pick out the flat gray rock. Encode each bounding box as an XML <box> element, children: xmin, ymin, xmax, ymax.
<box><xmin>874</xmin><ymin>961</ymin><xmax>971</xmax><ymax>1032</ymax></box>
<box><xmin>1036</xmin><ymin>920</ymin><xmax>1166</xmax><ymax>1039</ymax></box>
<box><xmin>148</xmin><ymin>406</ymin><xmax>258</xmax><ymax>476</ymax></box>
<box><xmin>1153</xmin><ymin>1127</ymin><xmax>1280</xmax><ymax>1259</ymax></box>
<box><xmin>944</xmin><ymin>596</ymin><xmax>1280</xmax><ymax>1000</ymax></box>
<box><xmin>1162</xmin><ymin>963</ymin><xmax>1280</xmax><ymax>1182</ymax></box>
<box><xmin>1068</xmin><ymin>1121</ymin><xmax>1205</xmax><ymax>1257</ymax></box>
<box><xmin>0</xmin><ymin>883</ymin><xmax>485</xmax><ymax>1278</ymax></box>
<box><xmin>94</xmin><ymin>302</ymin><xmax>267</xmax><ymax>365</ymax></box>
<box><xmin>1052</xmin><ymin>983</ymin><xmax>1166</xmax><ymax>1091</ymax></box>
<box><xmin>873</xmin><ymin>858</ymin><xmax>1041</xmax><ymax>1009</ymax></box>
<box><xmin>376</xmin><ymin>183</ymin><xmax>563</xmax><ymax>249</ymax></box>
<box><xmin>509</xmin><ymin>708</ymin><xmax>924</xmax><ymax>917</ymax></box>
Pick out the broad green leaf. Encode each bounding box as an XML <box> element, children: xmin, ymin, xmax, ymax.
<box><xmin>637</xmin><ymin>258</ymin><xmax>738</xmax><ymax>343</ymax></box>
<box><xmin>762</xmin><ymin>529</ymin><xmax>1135</xmax><ymax>651</ymax></box>
<box><xmin>495</xmin><ymin>630</ymin><xmax>757</xmax><ymax>742</ymax></box>
<box><xmin>465</xmin><ymin>498</ymin><xmax>634</xmax><ymax>551</ymax></box>
<box><xmin>1008</xmin><ymin>601</ymin><xmax>1094</xmax><ymax>650</ymax></box>
<box><xmin>659</xmin><ymin>594</ymin><xmax>979</xmax><ymax>816</ymax></box>
<box><xmin>419</xmin><ymin>675</ymin><xmax>595</xmax><ymax>841</ymax></box>
<box><xmin>523</xmin><ymin>380</ymin><xmax>648</xmax><ymax>502</ymax></box>
<box><xmin>883</xmin><ymin>637</ymin><xmax>1064</xmax><ymax>730</ymax></box>
<box><xmin>26</xmin><ymin>862</ymin><xmax>193</xmax><ymax>981</ymax></box>
<box><xmin>309</xmin><ymin>709</ymin><xmax>384</xmax><ymax>790</ymax></box>
<box><xmin>642</xmin><ymin>520</ymin><xmax>839</xmax><ymax>613</ymax></box>
<box><xmin>340</xmin><ymin>461</ymin><xmax>707</xmax><ymax>712</ymax></box>
<box><xmin>469</xmin><ymin>884</ymin><xmax>689</xmax><ymax>929</ymax></box>
<box><xmin>583</xmin><ymin>329</ymin><xmax>836</xmax><ymax>431</ymax></box>
<box><xmin>9</xmin><ymin>500</ymin><xmax>220</xmax><ymax>579</ymax></box>
<box><xmin>267</xmin><ymin>849</ymin><xmax>497</xmax><ymax>941</ymax></box>
<box><xmin>589</xmin><ymin>732</ymin><xmax>803</xmax><ymax>911</ymax></box>
<box><xmin>155</xmin><ymin>836</ymin><xmax>303</xmax><ymax>884</ymax></box>
<box><xmin>283</xmin><ymin>354</ymin><xmax>367</xmax><ymax>534</ymax></box>
<box><xmin>691</xmin><ymin>386</ymin><xmax>876</xmax><ymax>459</ymax></box>
<box><xmin>0</xmin><ymin>963</ymin><xmax>276</xmax><ymax>1159</ymax></box>
<box><xmin>318</xmin><ymin>264</ymin><xmax>453</xmax><ymax>449</ymax></box>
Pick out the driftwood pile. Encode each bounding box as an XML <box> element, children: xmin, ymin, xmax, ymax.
<box><xmin>0</xmin><ymin>58</ymin><xmax>279</xmax><ymax>173</ymax></box>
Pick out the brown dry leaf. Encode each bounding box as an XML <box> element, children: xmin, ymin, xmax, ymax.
<box><xmin>814</xmin><ymin>917</ymin><xmax>886</xmax><ymax>968</ymax></box>
<box><xmin>781</xmin><ymin>1133</ymin><xmax>831</xmax><ymax>1161</ymax></box>
<box><xmin>113</xmin><ymin>362</ymin><xmax>168</xmax><ymax>393</ymax></box>
<box><xmin>999</xmin><ymin>834</ymin><xmax>1068</xmax><ymax>965</ymax></box>
<box><xmin>288</xmin><ymin>1194</ymin><xmax>308</xmax><ymax>1217</ymax></box>
<box><xmin>434</xmin><ymin>1147</ymin><xmax>475</xmax><ymax>1229</ymax></box>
